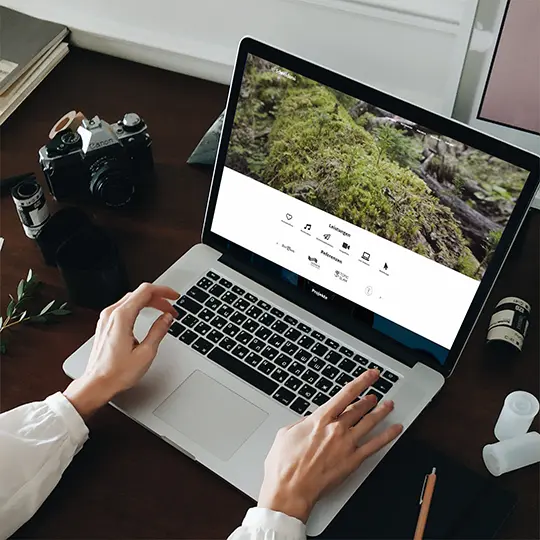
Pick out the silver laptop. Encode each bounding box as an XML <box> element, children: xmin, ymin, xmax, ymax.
<box><xmin>64</xmin><ymin>38</ymin><xmax>539</xmax><ymax>536</ymax></box>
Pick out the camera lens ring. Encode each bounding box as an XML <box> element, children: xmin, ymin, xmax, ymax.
<box><xmin>89</xmin><ymin>156</ymin><xmax>135</xmax><ymax>207</ymax></box>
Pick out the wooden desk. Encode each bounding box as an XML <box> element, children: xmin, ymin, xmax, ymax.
<box><xmin>1</xmin><ymin>48</ymin><xmax>538</xmax><ymax>539</ymax></box>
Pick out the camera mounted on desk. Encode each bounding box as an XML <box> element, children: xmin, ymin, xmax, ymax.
<box><xmin>38</xmin><ymin>112</ymin><xmax>153</xmax><ymax>207</ymax></box>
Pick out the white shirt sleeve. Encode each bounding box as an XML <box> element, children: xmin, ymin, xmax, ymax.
<box><xmin>0</xmin><ymin>392</ymin><xmax>89</xmax><ymax>539</ymax></box>
<box><xmin>228</xmin><ymin>508</ymin><xmax>306</xmax><ymax>540</ymax></box>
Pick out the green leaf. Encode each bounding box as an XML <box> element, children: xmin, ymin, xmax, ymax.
<box><xmin>17</xmin><ymin>279</ymin><xmax>25</xmax><ymax>301</ymax></box>
<box><xmin>0</xmin><ymin>341</ymin><xmax>6</xmax><ymax>355</ymax></box>
<box><xmin>27</xmin><ymin>269</ymin><xmax>33</xmax><ymax>282</ymax></box>
<box><xmin>6</xmin><ymin>299</ymin><xmax>15</xmax><ymax>317</ymax></box>
<box><xmin>49</xmin><ymin>309</ymin><xmax>71</xmax><ymax>316</ymax></box>
<box><xmin>60</xmin><ymin>302</ymin><xmax>68</xmax><ymax>309</ymax></box>
<box><xmin>39</xmin><ymin>300</ymin><xmax>56</xmax><ymax>316</ymax></box>
<box><xmin>0</xmin><ymin>316</ymin><xmax>3</xmax><ymax>329</ymax></box>
<box><xmin>17</xmin><ymin>311</ymin><xmax>27</xmax><ymax>322</ymax></box>
<box><xmin>29</xmin><ymin>315</ymin><xmax>48</xmax><ymax>323</ymax></box>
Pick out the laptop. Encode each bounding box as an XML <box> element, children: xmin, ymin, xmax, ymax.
<box><xmin>63</xmin><ymin>37</ymin><xmax>539</xmax><ymax>535</ymax></box>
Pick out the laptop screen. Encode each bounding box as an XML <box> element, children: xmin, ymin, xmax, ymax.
<box><xmin>211</xmin><ymin>53</ymin><xmax>531</xmax><ymax>364</ymax></box>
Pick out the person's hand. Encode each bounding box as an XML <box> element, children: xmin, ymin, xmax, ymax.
<box><xmin>64</xmin><ymin>283</ymin><xmax>179</xmax><ymax>419</ymax></box>
<box><xmin>258</xmin><ymin>369</ymin><xmax>403</xmax><ymax>523</ymax></box>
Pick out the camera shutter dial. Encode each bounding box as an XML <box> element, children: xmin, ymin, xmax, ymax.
<box><xmin>121</xmin><ymin>113</ymin><xmax>142</xmax><ymax>132</ymax></box>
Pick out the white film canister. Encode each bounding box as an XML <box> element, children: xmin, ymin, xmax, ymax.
<box><xmin>483</xmin><ymin>432</ymin><xmax>540</xmax><ymax>476</ymax></box>
<box><xmin>494</xmin><ymin>391</ymin><xmax>539</xmax><ymax>441</ymax></box>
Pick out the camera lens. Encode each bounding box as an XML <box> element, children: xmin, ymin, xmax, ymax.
<box><xmin>89</xmin><ymin>156</ymin><xmax>135</xmax><ymax>207</ymax></box>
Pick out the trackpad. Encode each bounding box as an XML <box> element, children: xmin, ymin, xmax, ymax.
<box><xmin>153</xmin><ymin>370</ymin><xmax>268</xmax><ymax>461</ymax></box>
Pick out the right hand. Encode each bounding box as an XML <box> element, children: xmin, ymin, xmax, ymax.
<box><xmin>258</xmin><ymin>369</ymin><xmax>403</xmax><ymax>523</ymax></box>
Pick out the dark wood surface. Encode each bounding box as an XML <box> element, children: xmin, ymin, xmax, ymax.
<box><xmin>1</xmin><ymin>48</ymin><xmax>538</xmax><ymax>539</ymax></box>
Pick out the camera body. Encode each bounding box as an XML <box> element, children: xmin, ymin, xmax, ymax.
<box><xmin>38</xmin><ymin>113</ymin><xmax>153</xmax><ymax>207</ymax></box>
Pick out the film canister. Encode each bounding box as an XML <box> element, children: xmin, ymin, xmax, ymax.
<box><xmin>487</xmin><ymin>296</ymin><xmax>531</xmax><ymax>352</ymax></box>
<box><xmin>11</xmin><ymin>176</ymin><xmax>51</xmax><ymax>239</ymax></box>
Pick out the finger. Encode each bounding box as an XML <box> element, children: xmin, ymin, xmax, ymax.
<box><xmin>147</xmin><ymin>296</ymin><xmax>178</xmax><ymax>316</ymax></box>
<box><xmin>97</xmin><ymin>292</ymin><xmax>132</xmax><ymax>329</ymax></box>
<box><xmin>338</xmin><ymin>394</ymin><xmax>377</xmax><ymax>427</ymax></box>
<box><xmin>350</xmin><ymin>399</ymin><xmax>395</xmax><ymax>440</ymax></box>
<box><xmin>139</xmin><ymin>312</ymin><xmax>175</xmax><ymax>353</ymax></box>
<box><xmin>352</xmin><ymin>423</ymin><xmax>403</xmax><ymax>468</ymax></box>
<box><xmin>318</xmin><ymin>369</ymin><xmax>380</xmax><ymax>419</ymax></box>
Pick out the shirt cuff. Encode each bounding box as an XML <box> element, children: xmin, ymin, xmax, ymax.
<box><xmin>243</xmin><ymin>507</ymin><xmax>306</xmax><ymax>537</ymax></box>
<box><xmin>45</xmin><ymin>392</ymin><xmax>89</xmax><ymax>447</ymax></box>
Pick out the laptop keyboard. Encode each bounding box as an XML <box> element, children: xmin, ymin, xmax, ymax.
<box><xmin>168</xmin><ymin>270</ymin><xmax>401</xmax><ymax>416</ymax></box>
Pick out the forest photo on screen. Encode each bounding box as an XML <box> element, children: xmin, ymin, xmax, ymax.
<box><xmin>225</xmin><ymin>55</ymin><xmax>529</xmax><ymax>280</ymax></box>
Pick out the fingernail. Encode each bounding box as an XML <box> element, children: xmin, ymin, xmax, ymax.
<box><xmin>384</xmin><ymin>400</ymin><xmax>394</xmax><ymax>408</ymax></box>
<box><xmin>164</xmin><ymin>313</ymin><xmax>174</xmax><ymax>324</ymax></box>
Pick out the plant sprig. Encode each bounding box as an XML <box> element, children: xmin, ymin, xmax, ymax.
<box><xmin>0</xmin><ymin>269</ymin><xmax>71</xmax><ymax>354</ymax></box>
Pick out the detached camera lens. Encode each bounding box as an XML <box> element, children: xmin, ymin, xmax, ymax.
<box><xmin>89</xmin><ymin>157</ymin><xmax>134</xmax><ymax>207</ymax></box>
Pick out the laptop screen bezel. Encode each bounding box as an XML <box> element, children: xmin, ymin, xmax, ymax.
<box><xmin>202</xmin><ymin>37</ymin><xmax>540</xmax><ymax>378</ymax></box>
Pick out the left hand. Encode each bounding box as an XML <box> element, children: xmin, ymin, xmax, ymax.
<box><xmin>64</xmin><ymin>283</ymin><xmax>179</xmax><ymax>419</ymax></box>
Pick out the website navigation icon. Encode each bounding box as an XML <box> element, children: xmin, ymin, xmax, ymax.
<box><xmin>323</xmin><ymin>233</ymin><xmax>331</xmax><ymax>241</ymax></box>
<box><xmin>304</xmin><ymin>224</ymin><xmax>312</xmax><ymax>230</ymax></box>
<box><xmin>286</xmin><ymin>213</ymin><xmax>293</xmax><ymax>220</ymax></box>
<box><xmin>342</xmin><ymin>242</ymin><xmax>350</xmax><ymax>250</ymax></box>
<box><xmin>362</xmin><ymin>251</ymin><xmax>370</xmax><ymax>262</ymax></box>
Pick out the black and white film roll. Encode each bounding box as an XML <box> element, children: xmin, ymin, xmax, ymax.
<box><xmin>487</xmin><ymin>297</ymin><xmax>531</xmax><ymax>352</ymax></box>
<box><xmin>11</xmin><ymin>177</ymin><xmax>51</xmax><ymax>239</ymax></box>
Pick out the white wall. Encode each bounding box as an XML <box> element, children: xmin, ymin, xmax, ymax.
<box><xmin>1</xmin><ymin>0</ymin><xmax>474</xmax><ymax>115</ymax></box>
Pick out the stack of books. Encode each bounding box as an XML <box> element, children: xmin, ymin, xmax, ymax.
<box><xmin>0</xmin><ymin>8</ymin><xmax>69</xmax><ymax>125</ymax></box>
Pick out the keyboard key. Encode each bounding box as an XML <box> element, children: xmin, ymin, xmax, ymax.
<box><xmin>329</xmin><ymin>385</ymin><xmax>341</xmax><ymax>397</ymax></box>
<box><xmin>259</xmin><ymin>313</ymin><xmax>276</xmax><ymax>327</ymax></box>
<box><xmin>207</xmin><ymin>270</ymin><xmax>220</xmax><ymax>280</ymax></box>
<box><xmin>313</xmin><ymin>392</ymin><xmax>330</xmax><ymax>406</ymax></box>
<box><xmin>299</xmin><ymin>384</ymin><xmax>316</xmax><ymax>400</ymax></box>
<box><xmin>271</xmin><ymin>367</ymin><xmax>288</xmax><ymax>383</ymax></box>
<box><xmin>325</xmin><ymin>338</ymin><xmax>339</xmax><ymax>349</ymax></box>
<box><xmin>223</xmin><ymin>323</ymin><xmax>240</xmax><ymax>337</ymax></box>
<box><xmin>284</xmin><ymin>327</ymin><xmax>301</xmax><ymax>341</ymax></box>
<box><xmin>236</xmin><ymin>331</ymin><xmax>252</xmax><ymax>345</ymax></box>
<box><xmin>339</xmin><ymin>346</ymin><xmax>354</xmax><ymax>358</ymax></box>
<box><xmin>369</xmin><ymin>361</ymin><xmax>382</xmax><ymax>372</ymax></box>
<box><xmin>248</xmin><ymin>338</ymin><xmax>265</xmax><ymax>353</ymax></box>
<box><xmin>294</xmin><ymin>348</ymin><xmax>311</xmax><ymax>364</ymax></box>
<box><xmin>219</xmin><ymin>277</ymin><xmax>233</xmax><ymax>288</ymax></box>
<box><xmin>198</xmin><ymin>308</ymin><xmax>214</xmax><ymax>322</ymax></box>
<box><xmin>246</xmin><ymin>305</ymin><xmax>263</xmax><ymax>319</ymax></box>
<box><xmin>301</xmin><ymin>369</ymin><xmax>319</xmax><ymax>385</ymax></box>
<box><xmin>205</xmin><ymin>296</ymin><xmax>221</xmax><ymax>311</ymax></box>
<box><xmin>257</xmin><ymin>300</ymin><xmax>271</xmax><ymax>310</ymax></box>
<box><xmin>174</xmin><ymin>306</ymin><xmax>187</xmax><ymax>320</ymax></box>
<box><xmin>354</xmin><ymin>354</ymin><xmax>368</xmax><ymax>366</ymax></box>
<box><xmin>210</xmin><ymin>315</ymin><xmax>227</xmax><ymax>330</ymax></box>
<box><xmin>245</xmin><ymin>293</ymin><xmax>258</xmax><ymax>303</ymax></box>
<box><xmin>307</xmin><ymin>357</ymin><xmax>326</xmax><ymax>371</ymax></box>
<box><xmin>267</xmin><ymin>334</ymin><xmax>285</xmax><ymax>349</ymax></box>
<box><xmin>336</xmin><ymin>373</ymin><xmax>353</xmax><ymax>386</ymax></box>
<box><xmin>373</xmin><ymin>378</ymin><xmax>393</xmax><ymax>394</ymax></box>
<box><xmin>284</xmin><ymin>375</ymin><xmax>302</xmax><ymax>391</ymax></box>
<box><xmin>311</xmin><ymin>330</ymin><xmax>325</xmax><ymax>341</ymax></box>
<box><xmin>217</xmin><ymin>305</ymin><xmax>234</xmax><ymax>317</ymax></box>
<box><xmin>338</xmin><ymin>358</ymin><xmax>355</xmax><ymax>373</ymax></box>
<box><xmin>222</xmin><ymin>291</ymin><xmax>238</xmax><ymax>305</ymax></box>
<box><xmin>179</xmin><ymin>329</ymin><xmax>197</xmax><ymax>345</ymax></box>
<box><xmin>261</xmin><ymin>346</ymin><xmax>279</xmax><ymax>360</ymax></box>
<box><xmin>312</xmin><ymin>343</ymin><xmax>328</xmax><ymax>357</ymax></box>
<box><xmin>187</xmin><ymin>286</ymin><xmax>209</xmax><ymax>303</ymax></box>
<box><xmin>298</xmin><ymin>335</ymin><xmax>315</xmax><ymax>349</ymax></box>
<box><xmin>208</xmin><ymin>348</ymin><xmax>278</xmax><ymax>396</ymax></box>
<box><xmin>242</xmin><ymin>318</ymin><xmax>260</xmax><ymax>333</ymax></box>
<box><xmin>233</xmin><ymin>298</ymin><xmax>250</xmax><ymax>311</ymax></box>
<box><xmin>290</xmin><ymin>397</ymin><xmax>310</xmax><ymax>414</ymax></box>
<box><xmin>230</xmin><ymin>311</ymin><xmax>247</xmax><ymax>325</ymax></box>
<box><xmin>383</xmin><ymin>371</ymin><xmax>399</xmax><ymax>383</ymax></box>
<box><xmin>284</xmin><ymin>315</ymin><xmax>298</xmax><ymax>326</ymax></box>
<box><xmin>168</xmin><ymin>321</ymin><xmax>184</xmax><ymax>337</ymax></box>
<box><xmin>232</xmin><ymin>344</ymin><xmax>249</xmax><ymax>360</ymax></box>
<box><xmin>255</xmin><ymin>326</ymin><xmax>272</xmax><ymax>340</ymax></box>
<box><xmin>270</xmin><ymin>307</ymin><xmax>284</xmax><ymax>318</ymax></box>
<box><xmin>232</xmin><ymin>285</ymin><xmax>245</xmax><ymax>295</ymax></box>
<box><xmin>271</xmin><ymin>320</ymin><xmax>288</xmax><ymax>333</ymax></box>
<box><xmin>220</xmin><ymin>337</ymin><xmax>236</xmax><ymax>351</ymax></box>
<box><xmin>197</xmin><ymin>277</ymin><xmax>213</xmax><ymax>290</ymax></box>
<box><xmin>315</xmin><ymin>377</ymin><xmax>332</xmax><ymax>392</ymax></box>
<box><xmin>176</xmin><ymin>296</ymin><xmax>203</xmax><ymax>315</ymax></box>
<box><xmin>324</xmin><ymin>351</ymin><xmax>342</xmax><ymax>365</ymax></box>
<box><xmin>210</xmin><ymin>284</ymin><xmax>226</xmax><ymax>297</ymax></box>
<box><xmin>298</xmin><ymin>323</ymin><xmax>311</xmax><ymax>333</ymax></box>
<box><xmin>245</xmin><ymin>352</ymin><xmax>262</xmax><ymax>367</ymax></box>
<box><xmin>192</xmin><ymin>337</ymin><xmax>213</xmax><ymax>355</ymax></box>
<box><xmin>194</xmin><ymin>321</ymin><xmax>211</xmax><ymax>336</ymax></box>
<box><xmin>288</xmin><ymin>361</ymin><xmax>306</xmax><ymax>377</ymax></box>
<box><xmin>258</xmin><ymin>360</ymin><xmax>275</xmax><ymax>375</ymax></box>
<box><xmin>273</xmin><ymin>387</ymin><xmax>295</xmax><ymax>406</ymax></box>
<box><xmin>275</xmin><ymin>353</ymin><xmax>293</xmax><ymax>368</ymax></box>
<box><xmin>365</xmin><ymin>388</ymin><xmax>383</xmax><ymax>402</ymax></box>
<box><xmin>207</xmin><ymin>329</ymin><xmax>224</xmax><ymax>344</ymax></box>
<box><xmin>352</xmin><ymin>365</ymin><xmax>367</xmax><ymax>377</ymax></box>
<box><xmin>183</xmin><ymin>314</ymin><xmax>198</xmax><ymax>328</ymax></box>
<box><xmin>282</xmin><ymin>341</ymin><xmax>299</xmax><ymax>356</ymax></box>
<box><xmin>322</xmin><ymin>365</ymin><xmax>339</xmax><ymax>379</ymax></box>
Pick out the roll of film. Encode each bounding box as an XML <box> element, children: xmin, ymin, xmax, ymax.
<box><xmin>487</xmin><ymin>297</ymin><xmax>531</xmax><ymax>352</ymax></box>
<box><xmin>11</xmin><ymin>176</ymin><xmax>51</xmax><ymax>239</ymax></box>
